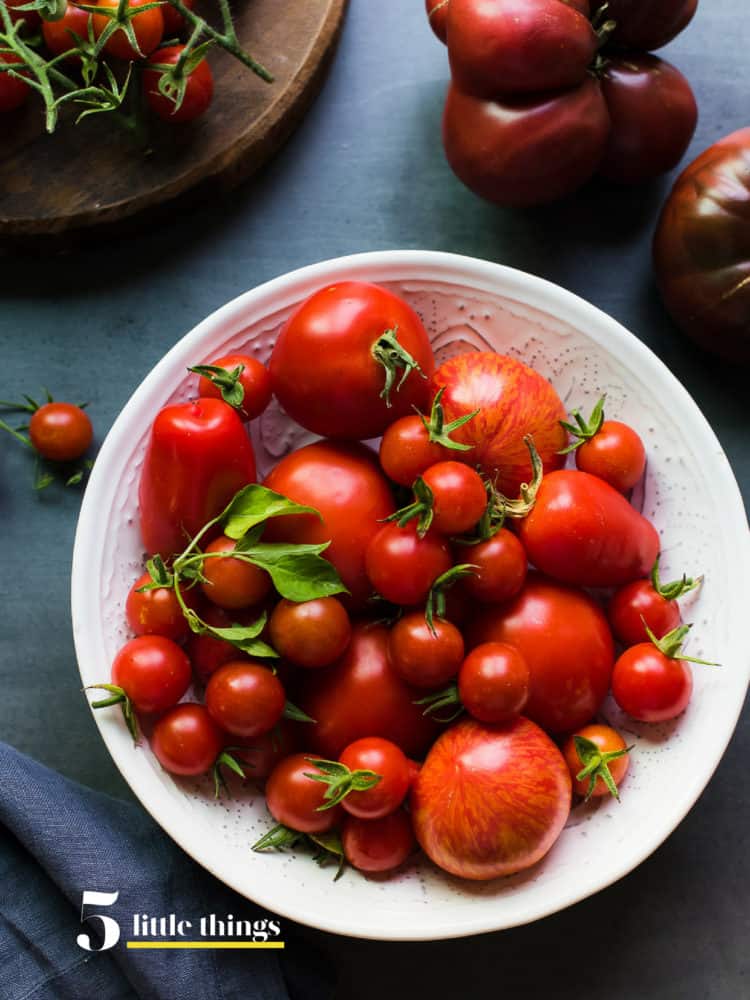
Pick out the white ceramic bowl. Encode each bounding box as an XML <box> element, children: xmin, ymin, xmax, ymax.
<box><xmin>72</xmin><ymin>251</ymin><xmax>750</xmax><ymax>941</ymax></box>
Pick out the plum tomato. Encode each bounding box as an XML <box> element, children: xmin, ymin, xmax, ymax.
<box><xmin>125</xmin><ymin>571</ymin><xmax>199</xmax><ymax>642</ymax></box>
<box><xmin>379</xmin><ymin>414</ymin><xmax>447</xmax><ymax>487</ymax></box>
<box><xmin>205</xmin><ymin>661</ymin><xmax>286</xmax><ymax>739</ymax></box>
<box><xmin>268</xmin><ymin>282</ymin><xmax>434</xmax><ymax>441</ymax></box>
<box><xmin>606</xmin><ymin>0</ymin><xmax>697</xmax><ymax>51</ymax></box>
<box><xmin>42</xmin><ymin>4</ymin><xmax>92</xmax><ymax>60</ymax></box>
<box><xmin>93</xmin><ymin>0</ymin><xmax>164</xmax><ymax>61</ymax></box>
<box><xmin>200</xmin><ymin>535</ymin><xmax>272</xmax><ymax>610</ymax></box>
<box><xmin>268</xmin><ymin>597</ymin><xmax>351</xmax><ymax>669</ymax></box>
<box><xmin>327</xmin><ymin>737</ymin><xmax>411</xmax><ymax>818</ymax></box>
<box><xmin>458</xmin><ymin>642</ymin><xmax>530</xmax><ymax>724</ymax></box>
<box><xmin>419</xmin><ymin>461</ymin><xmax>487</xmax><ymax>535</ymax></box>
<box><xmin>388</xmin><ymin>612</ymin><xmax>465</xmax><ymax>689</ymax></box>
<box><xmin>611</xmin><ymin>626</ymin><xmax>700</xmax><ymax>722</ymax></box>
<box><xmin>342</xmin><ymin>810</ymin><xmax>416</xmax><ymax>873</ymax></box>
<box><xmin>265</xmin><ymin>754</ymin><xmax>343</xmax><ymax>834</ymax></box>
<box><xmin>608</xmin><ymin>561</ymin><xmax>699</xmax><ymax>646</ymax></box>
<box><xmin>150</xmin><ymin>703</ymin><xmax>225</xmax><ymax>776</ymax></box>
<box><xmin>111</xmin><ymin>634</ymin><xmax>191</xmax><ymax>714</ymax></box>
<box><xmin>28</xmin><ymin>402</ymin><xmax>93</xmax><ymax>462</ymax></box>
<box><xmin>458</xmin><ymin>528</ymin><xmax>527</xmax><ymax>604</ymax></box>
<box><xmin>365</xmin><ymin>522</ymin><xmax>451</xmax><ymax>606</ymax></box>
<box><xmin>143</xmin><ymin>45</ymin><xmax>214</xmax><ymax>124</ymax></box>
<box><xmin>563</xmin><ymin>724</ymin><xmax>631</xmax><ymax>801</ymax></box>
<box><xmin>194</xmin><ymin>353</ymin><xmax>272</xmax><ymax>422</ymax></box>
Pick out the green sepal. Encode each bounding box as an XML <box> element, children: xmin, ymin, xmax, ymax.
<box><xmin>420</xmin><ymin>387</ymin><xmax>479</xmax><ymax>451</ymax></box>
<box><xmin>425</xmin><ymin>563</ymin><xmax>477</xmax><ymax>634</ymax></box>
<box><xmin>213</xmin><ymin>750</ymin><xmax>246</xmax><ymax>798</ymax></box>
<box><xmin>644</xmin><ymin>621</ymin><xmax>719</xmax><ymax>666</ymax></box>
<box><xmin>252</xmin><ymin>823</ymin><xmax>306</xmax><ymax>852</ymax></box>
<box><xmin>308</xmin><ymin>830</ymin><xmax>346</xmax><ymax>881</ymax></box>
<box><xmin>189</xmin><ymin>363</ymin><xmax>246</xmax><ymax>410</ymax></box>
<box><xmin>384</xmin><ymin>476</ymin><xmax>435</xmax><ymax>536</ymax></box>
<box><xmin>303</xmin><ymin>756</ymin><xmax>381</xmax><ymax>810</ymax></box>
<box><xmin>558</xmin><ymin>395</ymin><xmax>606</xmax><ymax>454</ymax></box>
<box><xmin>650</xmin><ymin>556</ymin><xmax>703</xmax><ymax>602</ymax></box>
<box><xmin>414</xmin><ymin>684</ymin><xmax>463</xmax><ymax>723</ymax></box>
<box><xmin>85</xmin><ymin>683</ymin><xmax>139</xmax><ymax>744</ymax></box>
<box><xmin>283</xmin><ymin>701</ymin><xmax>316</xmax><ymax>724</ymax></box>
<box><xmin>573</xmin><ymin>735</ymin><xmax>633</xmax><ymax>803</ymax></box>
<box><xmin>371</xmin><ymin>327</ymin><xmax>427</xmax><ymax>407</ymax></box>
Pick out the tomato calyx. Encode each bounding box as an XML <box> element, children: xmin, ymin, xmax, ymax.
<box><xmin>420</xmin><ymin>387</ymin><xmax>480</xmax><ymax>451</ymax></box>
<box><xmin>283</xmin><ymin>702</ymin><xmax>316</xmax><ymax>724</ymax></box>
<box><xmin>145</xmin><ymin>38</ymin><xmax>212</xmax><ymax>114</ymax></box>
<box><xmin>188</xmin><ymin>362</ymin><xmax>246</xmax><ymax>411</ymax></box>
<box><xmin>371</xmin><ymin>327</ymin><xmax>428</xmax><ymax>407</ymax></box>
<box><xmin>414</xmin><ymin>683</ymin><xmax>463</xmax><ymax>723</ymax></box>
<box><xmin>645</xmin><ymin>622</ymin><xmax>719</xmax><ymax>666</ymax></box>
<box><xmin>13</xmin><ymin>0</ymin><xmax>65</xmax><ymax>20</ymax></box>
<box><xmin>573</xmin><ymin>734</ymin><xmax>632</xmax><ymax>802</ymax></box>
<box><xmin>302</xmin><ymin>757</ymin><xmax>382</xmax><ymax>811</ymax></box>
<box><xmin>385</xmin><ymin>475</ymin><xmax>435</xmax><ymax>536</ymax></box>
<box><xmin>486</xmin><ymin>435</ymin><xmax>544</xmax><ymax>525</ymax></box>
<box><xmin>558</xmin><ymin>395</ymin><xmax>606</xmax><ymax>454</ymax></box>
<box><xmin>86</xmin><ymin>683</ymin><xmax>139</xmax><ymax>742</ymax></box>
<box><xmin>212</xmin><ymin>748</ymin><xmax>246</xmax><ymax>799</ymax></box>
<box><xmin>78</xmin><ymin>0</ymin><xmax>163</xmax><ymax>59</ymax></box>
<box><xmin>252</xmin><ymin>823</ymin><xmax>346</xmax><ymax>880</ymax></box>
<box><xmin>425</xmin><ymin>563</ymin><xmax>477</xmax><ymax>634</ymax></box>
<box><xmin>650</xmin><ymin>556</ymin><xmax>702</xmax><ymax>602</ymax></box>
<box><xmin>590</xmin><ymin>2</ymin><xmax>616</xmax><ymax>50</ymax></box>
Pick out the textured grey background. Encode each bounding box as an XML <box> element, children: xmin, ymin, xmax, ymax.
<box><xmin>0</xmin><ymin>1</ymin><xmax>748</xmax><ymax>997</ymax></box>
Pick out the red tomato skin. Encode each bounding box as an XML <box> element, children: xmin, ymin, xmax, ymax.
<box><xmin>421</xmin><ymin>461</ymin><xmax>486</xmax><ymax>535</ymax></box>
<box><xmin>28</xmin><ymin>402</ymin><xmax>93</xmax><ymax>462</ymax></box>
<box><xmin>612</xmin><ymin>645</ymin><xmax>693</xmax><ymax>722</ymax></box>
<box><xmin>606</xmin><ymin>0</ymin><xmax>697</xmax><ymax>50</ymax></box>
<box><xmin>7</xmin><ymin>0</ymin><xmax>41</xmax><ymax>28</ymax></box>
<box><xmin>111</xmin><ymin>635</ymin><xmax>191</xmax><ymax>714</ymax></box>
<box><xmin>365</xmin><ymin>522</ymin><xmax>452</xmax><ymax>607</ymax></box>
<box><xmin>138</xmin><ymin>398</ymin><xmax>257</xmax><ymax>558</ymax></box>
<box><xmin>458</xmin><ymin>642</ymin><xmax>530</xmax><ymax>724</ymax></box>
<box><xmin>379</xmin><ymin>415</ymin><xmax>447</xmax><ymax>487</ymax></box>
<box><xmin>263</xmin><ymin>440</ymin><xmax>395</xmax><ymax>610</ymax></box>
<box><xmin>412</xmin><ymin>717</ymin><xmax>571</xmax><ymax>880</ymax></box>
<box><xmin>268</xmin><ymin>597</ymin><xmax>352</xmax><ymax>669</ymax></box>
<box><xmin>186</xmin><ymin>604</ymin><xmax>253</xmax><ymax>683</ymax></box>
<box><xmin>143</xmin><ymin>45</ymin><xmax>213</xmax><ymax>123</ymax></box>
<box><xmin>458</xmin><ymin>529</ymin><xmax>527</xmax><ymax>604</ymax></box>
<box><xmin>431</xmin><ymin>352</ymin><xmax>567</xmax><ymax>496</ymax></box>
<box><xmin>297</xmin><ymin>623</ymin><xmax>438</xmax><ymax>759</ymax></box>
<box><xmin>517</xmin><ymin>471</ymin><xmax>660</xmax><ymax>588</ymax></box>
<box><xmin>161</xmin><ymin>0</ymin><xmax>193</xmax><ymax>34</ymax></box>
<box><xmin>268</xmin><ymin>282</ymin><xmax>434</xmax><ymax>441</ymax></box>
<box><xmin>93</xmin><ymin>0</ymin><xmax>164</xmax><ymax>60</ymax></box>
<box><xmin>575</xmin><ymin>420</ymin><xmax>646</xmax><ymax>493</ymax></box>
<box><xmin>388</xmin><ymin>613</ymin><xmax>465</xmax><ymax>689</ymax></box>
<box><xmin>342</xmin><ymin>811</ymin><xmax>416</xmax><ymax>873</ymax></box>
<box><xmin>608</xmin><ymin>579</ymin><xmax>681</xmax><ymax>646</ymax></box>
<box><xmin>233</xmin><ymin>720</ymin><xmax>298</xmax><ymax>782</ymax></box>
<box><xmin>339</xmin><ymin>737</ymin><xmax>411</xmax><ymax>819</ymax></box>
<box><xmin>265</xmin><ymin>754</ymin><xmax>343</xmax><ymax>833</ymax></box>
<box><xmin>125</xmin><ymin>571</ymin><xmax>199</xmax><ymax>641</ymax></box>
<box><xmin>150</xmin><ymin>703</ymin><xmax>225</xmax><ymax>775</ymax></box>
<box><xmin>447</xmin><ymin>0</ymin><xmax>597</xmax><ymax>99</ymax></box>
<box><xmin>470</xmin><ymin>574</ymin><xmax>615</xmax><ymax>733</ymax></box>
<box><xmin>196</xmin><ymin>353</ymin><xmax>272</xmax><ymax>422</ymax></box>
<box><xmin>200</xmin><ymin>535</ymin><xmax>272</xmax><ymax>610</ymax></box>
<box><xmin>42</xmin><ymin>4</ymin><xmax>91</xmax><ymax>60</ymax></box>
<box><xmin>425</xmin><ymin>0</ymin><xmax>448</xmax><ymax>42</ymax></box>
<box><xmin>563</xmin><ymin>724</ymin><xmax>630</xmax><ymax>798</ymax></box>
<box><xmin>442</xmin><ymin>78</ymin><xmax>610</xmax><ymax>208</ymax></box>
<box><xmin>204</xmin><ymin>662</ymin><xmax>285</xmax><ymax>739</ymax></box>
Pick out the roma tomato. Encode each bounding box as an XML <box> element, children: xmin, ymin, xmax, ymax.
<box><xmin>470</xmin><ymin>574</ymin><xmax>615</xmax><ymax>733</ymax></box>
<box><xmin>606</xmin><ymin>0</ymin><xmax>697</xmax><ymax>50</ymax></box>
<box><xmin>194</xmin><ymin>353</ymin><xmax>272</xmax><ymax>422</ymax></box>
<box><xmin>342</xmin><ymin>811</ymin><xmax>416</xmax><ymax>873</ymax></box>
<box><xmin>365</xmin><ymin>522</ymin><xmax>451</xmax><ymax>606</ymax></box>
<box><xmin>611</xmin><ymin>625</ymin><xmax>703</xmax><ymax>722</ymax></box>
<box><xmin>563</xmin><ymin>725</ymin><xmax>631</xmax><ymax>800</ymax></box>
<box><xmin>264</xmin><ymin>441</ymin><xmax>394</xmax><ymax>609</ymax></box>
<box><xmin>138</xmin><ymin>398</ymin><xmax>257</xmax><ymax>558</ymax></box>
<box><xmin>200</xmin><ymin>535</ymin><xmax>272</xmax><ymax>610</ymax></box>
<box><xmin>458</xmin><ymin>642</ymin><xmax>530</xmax><ymax>724</ymax></box>
<box><xmin>205</xmin><ymin>662</ymin><xmax>285</xmax><ymax>739</ymax></box>
<box><xmin>42</xmin><ymin>4</ymin><xmax>92</xmax><ymax>60</ymax></box>
<box><xmin>268</xmin><ymin>282</ymin><xmax>434</xmax><ymax>440</ymax></box>
<box><xmin>264</xmin><ymin>754</ymin><xmax>343</xmax><ymax>834</ymax></box>
<box><xmin>517</xmin><ymin>470</ymin><xmax>660</xmax><ymax>588</ymax></box>
<box><xmin>93</xmin><ymin>0</ymin><xmax>164</xmax><ymax>60</ymax></box>
<box><xmin>150</xmin><ymin>703</ymin><xmax>225</xmax><ymax>776</ymax></box>
<box><xmin>143</xmin><ymin>45</ymin><xmax>213</xmax><ymax>123</ymax></box>
<box><xmin>608</xmin><ymin>561</ymin><xmax>698</xmax><ymax>646</ymax></box>
<box><xmin>111</xmin><ymin>635</ymin><xmax>191</xmax><ymax>714</ymax></box>
<box><xmin>598</xmin><ymin>55</ymin><xmax>697</xmax><ymax>185</ymax></box>
<box><xmin>388</xmin><ymin>611</ymin><xmax>465</xmax><ymax>688</ymax></box>
<box><xmin>29</xmin><ymin>402</ymin><xmax>93</xmax><ymax>462</ymax></box>
<box><xmin>268</xmin><ymin>597</ymin><xmax>351</xmax><ymax>668</ymax></box>
<box><xmin>446</xmin><ymin>0</ymin><xmax>597</xmax><ymax>99</ymax></box>
<box><xmin>442</xmin><ymin>78</ymin><xmax>610</xmax><ymax>208</ymax></box>
<box><xmin>653</xmin><ymin>128</ymin><xmax>750</xmax><ymax>362</ymax></box>
<box><xmin>419</xmin><ymin>461</ymin><xmax>486</xmax><ymax>535</ymax></box>
<box><xmin>125</xmin><ymin>571</ymin><xmax>199</xmax><ymax>641</ymax></box>
<box><xmin>334</xmin><ymin>737</ymin><xmax>411</xmax><ymax>818</ymax></box>
<box><xmin>412</xmin><ymin>717</ymin><xmax>571</xmax><ymax>880</ymax></box>
<box><xmin>458</xmin><ymin>529</ymin><xmax>527</xmax><ymax>604</ymax></box>
<box><xmin>430</xmin><ymin>352</ymin><xmax>567</xmax><ymax>496</ymax></box>
<box><xmin>297</xmin><ymin>623</ymin><xmax>438</xmax><ymax>758</ymax></box>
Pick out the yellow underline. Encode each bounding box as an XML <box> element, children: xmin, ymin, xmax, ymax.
<box><xmin>126</xmin><ymin>941</ymin><xmax>285</xmax><ymax>950</ymax></box>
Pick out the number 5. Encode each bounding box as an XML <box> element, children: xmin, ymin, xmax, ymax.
<box><xmin>77</xmin><ymin>890</ymin><xmax>121</xmax><ymax>951</ymax></box>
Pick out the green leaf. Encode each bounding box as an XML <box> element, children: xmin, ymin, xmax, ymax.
<box><xmin>243</xmin><ymin>543</ymin><xmax>348</xmax><ymax>602</ymax></box>
<box><xmin>221</xmin><ymin>484</ymin><xmax>321</xmax><ymax>539</ymax></box>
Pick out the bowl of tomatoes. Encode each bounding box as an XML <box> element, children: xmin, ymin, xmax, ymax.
<box><xmin>71</xmin><ymin>250</ymin><xmax>750</xmax><ymax>940</ymax></box>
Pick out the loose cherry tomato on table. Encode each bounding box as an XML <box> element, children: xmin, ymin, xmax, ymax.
<box><xmin>563</xmin><ymin>725</ymin><xmax>631</xmax><ymax>801</ymax></box>
<box><xmin>458</xmin><ymin>528</ymin><xmax>527</xmax><ymax>604</ymax></box>
<box><xmin>150</xmin><ymin>703</ymin><xmax>225</xmax><ymax>776</ymax></box>
<box><xmin>125</xmin><ymin>571</ymin><xmax>200</xmax><ymax>641</ymax></box>
<box><xmin>342</xmin><ymin>810</ymin><xmax>416</xmax><ymax>873</ymax></box>
<box><xmin>458</xmin><ymin>642</ymin><xmax>530</xmax><ymax>724</ymax></box>
<box><xmin>560</xmin><ymin>397</ymin><xmax>646</xmax><ymax>493</ymax></box>
<box><xmin>192</xmin><ymin>354</ymin><xmax>272</xmax><ymax>422</ymax></box>
<box><xmin>42</xmin><ymin>4</ymin><xmax>92</xmax><ymax>60</ymax></box>
<box><xmin>93</xmin><ymin>0</ymin><xmax>164</xmax><ymax>60</ymax></box>
<box><xmin>309</xmin><ymin>737</ymin><xmax>411</xmax><ymax>819</ymax></box>
<box><xmin>143</xmin><ymin>45</ymin><xmax>214</xmax><ymax>124</ymax></box>
<box><xmin>264</xmin><ymin>754</ymin><xmax>343</xmax><ymax>834</ymax></box>
<box><xmin>205</xmin><ymin>661</ymin><xmax>286</xmax><ymax>739</ymax></box>
<box><xmin>268</xmin><ymin>597</ymin><xmax>351</xmax><ymax>668</ymax></box>
<box><xmin>28</xmin><ymin>402</ymin><xmax>93</xmax><ymax>462</ymax></box>
<box><xmin>200</xmin><ymin>535</ymin><xmax>272</xmax><ymax>610</ymax></box>
<box><xmin>388</xmin><ymin>611</ymin><xmax>465</xmax><ymax>689</ymax></box>
<box><xmin>608</xmin><ymin>559</ymin><xmax>700</xmax><ymax>646</ymax></box>
<box><xmin>365</xmin><ymin>522</ymin><xmax>451</xmax><ymax>606</ymax></box>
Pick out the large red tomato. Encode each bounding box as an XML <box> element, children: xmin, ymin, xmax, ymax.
<box><xmin>431</xmin><ymin>352</ymin><xmax>567</xmax><ymax>495</ymax></box>
<box><xmin>263</xmin><ymin>440</ymin><xmax>395</xmax><ymax>609</ymax></box>
<box><xmin>412</xmin><ymin>717</ymin><xmax>571</xmax><ymax>880</ymax></box>
<box><xmin>469</xmin><ymin>574</ymin><xmax>615</xmax><ymax>733</ymax></box>
<box><xmin>606</xmin><ymin>0</ymin><xmax>697</xmax><ymax>51</ymax></box>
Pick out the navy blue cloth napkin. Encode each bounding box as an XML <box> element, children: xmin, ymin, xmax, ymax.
<box><xmin>0</xmin><ymin>743</ymin><xmax>333</xmax><ymax>1000</ymax></box>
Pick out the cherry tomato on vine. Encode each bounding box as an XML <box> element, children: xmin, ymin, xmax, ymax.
<box><xmin>268</xmin><ymin>597</ymin><xmax>351</xmax><ymax>669</ymax></box>
<box><xmin>365</xmin><ymin>522</ymin><xmax>451</xmax><ymax>606</ymax></box>
<box><xmin>151</xmin><ymin>703</ymin><xmax>225</xmax><ymax>776</ymax></box>
<box><xmin>333</xmin><ymin>737</ymin><xmax>411</xmax><ymax>818</ymax></box>
<box><xmin>200</xmin><ymin>535</ymin><xmax>272</xmax><ymax>610</ymax></box>
<box><xmin>143</xmin><ymin>45</ymin><xmax>214</xmax><ymax>124</ymax></box>
<box><xmin>110</xmin><ymin>634</ymin><xmax>191</xmax><ymax>714</ymax></box>
<box><xmin>42</xmin><ymin>4</ymin><xmax>92</xmax><ymax>60</ymax></box>
<box><xmin>341</xmin><ymin>810</ymin><xmax>416</xmax><ymax>873</ymax></box>
<box><xmin>458</xmin><ymin>642</ymin><xmax>530</xmax><ymax>724</ymax></box>
<box><xmin>419</xmin><ymin>461</ymin><xmax>486</xmax><ymax>535</ymax></box>
<box><xmin>563</xmin><ymin>724</ymin><xmax>631</xmax><ymax>801</ymax></box>
<box><xmin>28</xmin><ymin>402</ymin><xmax>92</xmax><ymax>462</ymax></box>
<box><xmin>265</xmin><ymin>754</ymin><xmax>343</xmax><ymax>834</ymax></box>
<box><xmin>388</xmin><ymin>612</ymin><xmax>464</xmax><ymax>689</ymax></box>
<box><xmin>93</xmin><ymin>0</ymin><xmax>164</xmax><ymax>61</ymax></box>
<box><xmin>458</xmin><ymin>529</ymin><xmax>527</xmax><ymax>604</ymax></box>
<box><xmin>160</xmin><ymin>0</ymin><xmax>193</xmax><ymax>35</ymax></box>
<box><xmin>195</xmin><ymin>353</ymin><xmax>272</xmax><ymax>422</ymax></box>
<box><xmin>125</xmin><ymin>571</ymin><xmax>199</xmax><ymax>641</ymax></box>
<box><xmin>205</xmin><ymin>661</ymin><xmax>285</xmax><ymax>739</ymax></box>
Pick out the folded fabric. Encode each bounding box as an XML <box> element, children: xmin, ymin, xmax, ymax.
<box><xmin>0</xmin><ymin>743</ymin><xmax>333</xmax><ymax>1000</ymax></box>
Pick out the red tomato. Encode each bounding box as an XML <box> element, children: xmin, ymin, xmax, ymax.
<box><xmin>608</xmin><ymin>579</ymin><xmax>682</xmax><ymax>646</ymax></box>
<box><xmin>150</xmin><ymin>703</ymin><xmax>225</xmax><ymax>775</ymax></box>
<box><xmin>442</xmin><ymin>78</ymin><xmax>610</xmax><ymax>208</ymax></box>
<box><xmin>337</xmin><ymin>737</ymin><xmax>411</xmax><ymax>818</ymax></box>
<box><xmin>446</xmin><ymin>0</ymin><xmax>597</xmax><ymax>99</ymax></box>
<box><xmin>265</xmin><ymin>754</ymin><xmax>343</xmax><ymax>833</ymax></box>
<box><xmin>93</xmin><ymin>0</ymin><xmax>163</xmax><ymax>59</ymax></box>
<box><xmin>195</xmin><ymin>353</ymin><xmax>272</xmax><ymax>422</ymax></box>
<box><xmin>379</xmin><ymin>414</ymin><xmax>447</xmax><ymax>487</ymax></box>
<box><xmin>200</xmin><ymin>535</ymin><xmax>272</xmax><ymax>610</ymax></box>
<box><xmin>232</xmin><ymin>721</ymin><xmax>298</xmax><ymax>782</ymax></box>
<box><xmin>419</xmin><ymin>461</ymin><xmax>486</xmax><ymax>535</ymax></box>
<box><xmin>111</xmin><ymin>635</ymin><xmax>191</xmax><ymax>714</ymax></box>
<box><xmin>458</xmin><ymin>529</ymin><xmax>527</xmax><ymax>604</ymax></box>
<box><xmin>430</xmin><ymin>352</ymin><xmax>567</xmax><ymax>496</ymax></box>
<box><xmin>138</xmin><ymin>398</ymin><xmax>256</xmax><ymax>558</ymax></box>
<box><xmin>406</xmin><ymin>757</ymin><xmax>421</xmax><ymax>789</ymax></box>
<box><xmin>28</xmin><ymin>402</ymin><xmax>92</xmax><ymax>462</ymax></box>
<box><xmin>342</xmin><ymin>811</ymin><xmax>416</xmax><ymax>873</ymax></box>
<box><xmin>7</xmin><ymin>0</ymin><xmax>41</xmax><ymax>28</ymax></box>
<box><xmin>412</xmin><ymin>717</ymin><xmax>571</xmax><ymax>880</ymax></box>
<box><xmin>575</xmin><ymin>420</ymin><xmax>646</xmax><ymax>493</ymax></box>
<box><xmin>470</xmin><ymin>574</ymin><xmax>615</xmax><ymax>733</ymax></box>
<box><xmin>517</xmin><ymin>470</ymin><xmax>660</xmax><ymax>588</ymax></box>
<box><xmin>125</xmin><ymin>571</ymin><xmax>199</xmax><ymax>641</ymax></box>
<box><xmin>186</xmin><ymin>604</ymin><xmax>253</xmax><ymax>683</ymax></box>
<box><xmin>563</xmin><ymin>724</ymin><xmax>631</xmax><ymax>800</ymax></box>
<box><xmin>268</xmin><ymin>282</ymin><xmax>434</xmax><ymax>440</ymax></box>
<box><xmin>458</xmin><ymin>642</ymin><xmax>529</xmax><ymax>724</ymax></box>
<box><xmin>160</xmin><ymin>0</ymin><xmax>193</xmax><ymax>34</ymax></box>
<box><xmin>42</xmin><ymin>4</ymin><xmax>92</xmax><ymax>60</ymax></box>
<box><xmin>205</xmin><ymin>662</ymin><xmax>285</xmax><ymax>739</ymax></box>
<box><xmin>143</xmin><ymin>45</ymin><xmax>213</xmax><ymax>123</ymax></box>
<box><xmin>606</xmin><ymin>0</ymin><xmax>697</xmax><ymax>50</ymax></box>
<box><xmin>425</xmin><ymin>0</ymin><xmax>448</xmax><ymax>42</ymax></box>
<box><xmin>263</xmin><ymin>440</ymin><xmax>394</xmax><ymax>609</ymax></box>
<box><xmin>268</xmin><ymin>597</ymin><xmax>351</xmax><ymax>668</ymax></box>
<box><xmin>297</xmin><ymin>623</ymin><xmax>438</xmax><ymax>758</ymax></box>
<box><xmin>612</xmin><ymin>644</ymin><xmax>693</xmax><ymax>722</ymax></box>
<box><xmin>388</xmin><ymin>612</ymin><xmax>465</xmax><ymax>688</ymax></box>
<box><xmin>365</xmin><ymin>522</ymin><xmax>451</xmax><ymax>606</ymax></box>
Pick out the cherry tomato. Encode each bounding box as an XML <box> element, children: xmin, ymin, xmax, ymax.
<box><xmin>186</xmin><ymin>604</ymin><xmax>253</xmax><ymax>683</ymax></box>
<box><xmin>458</xmin><ymin>642</ymin><xmax>529</xmax><ymax>724</ymax></box>
<box><xmin>125</xmin><ymin>571</ymin><xmax>200</xmax><ymax>641</ymax></box>
<box><xmin>419</xmin><ymin>461</ymin><xmax>486</xmax><ymax>535</ymax></box>
<box><xmin>563</xmin><ymin>724</ymin><xmax>631</xmax><ymax>800</ymax></box>
<box><xmin>42</xmin><ymin>4</ymin><xmax>92</xmax><ymax>60</ymax></box>
<box><xmin>365</xmin><ymin>522</ymin><xmax>451</xmax><ymax>606</ymax></box>
<box><xmin>265</xmin><ymin>754</ymin><xmax>343</xmax><ymax>834</ymax></box>
<box><xmin>342</xmin><ymin>810</ymin><xmax>416</xmax><ymax>873</ymax></box>
<box><xmin>195</xmin><ymin>353</ymin><xmax>272</xmax><ymax>422</ymax></box>
<box><xmin>160</xmin><ymin>0</ymin><xmax>193</xmax><ymax>34</ymax></box>
<box><xmin>28</xmin><ymin>402</ymin><xmax>92</xmax><ymax>462</ymax></box>
<box><xmin>379</xmin><ymin>414</ymin><xmax>447</xmax><ymax>487</ymax></box>
<box><xmin>612</xmin><ymin>644</ymin><xmax>693</xmax><ymax>722</ymax></box>
<box><xmin>232</xmin><ymin>721</ymin><xmax>298</xmax><ymax>782</ymax></box>
<box><xmin>93</xmin><ymin>0</ymin><xmax>164</xmax><ymax>60</ymax></box>
<box><xmin>111</xmin><ymin>634</ymin><xmax>191</xmax><ymax>714</ymax></box>
<box><xmin>268</xmin><ymin>597</ymin><xmax>351</xmax><ymax>668</ymax></box>
<box><xmin>458</xmin><ymin>529</ymin><xmax>527</xmax><ymax>604</ymax></box>
<box><xmin>268</xmin><ymin>282</ymin><xmax>434</xmax><ymax>441</ymax></box>
<box><xmin>200</xmin><ymin>535</ymin><xmax>272</xmax><ymax>610</ymax></box>
<box><xmin>606</xmin><ymin>0</ymin><xmax>697</xmax><ymax>50</ymax></box>
<box><xmin>205</xmin><ymin>661</ymin><xmax>285</xmax><ymax>739</ymax></box>
<box><xmin>575</xmin><ymin>420</ymin><xmax>646</xmax><ymax>493</ymax></box>
<box><xmin>150</xmin><ymin>703</ymin><xmax>225</xmax><ymax>775</ymax></box>
<box><xmin>6</xmin><ymin>0</ymin><xmax>41</xmax><ymax>27</ymax></box>
<box><xmin>388</xmin><ymin>612</ymin><xmax>464</xmax><ymax>689</ymax></box>
<box><xmin>608</xmin><ymin>579</ymin><xmax>682</xmax><ymax>646</ymax></box>
<box><xmin>336</xmin><ymin>737</ymin><xmax>411</xmax><ymax>819</ymax></box>
<box><xmin>143</xmin><ymin>45</ymin><xmax>213</xmax><ymax>124</ymax></box>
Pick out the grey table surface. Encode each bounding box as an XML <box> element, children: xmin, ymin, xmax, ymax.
<box><xmin>1</xmin><ymin>1</ymin><xmax>749</xmax><ymax>997</ymax></box>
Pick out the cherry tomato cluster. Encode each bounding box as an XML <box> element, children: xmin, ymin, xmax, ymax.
<box><xmin>91</xmin><ymin>280</ymin><xmax>713</xmax><ymax>882</ymax></box>
<box><xmin>426</xmin><ymin>0</ymin><xmax>699</xmax><ymax>206</ymax></box>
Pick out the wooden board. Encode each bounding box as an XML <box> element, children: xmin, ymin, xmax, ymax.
<box><xmin>0</xmin><ymin>0</ymin><xmax>347</xmax><ymax>245</ymax></box>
